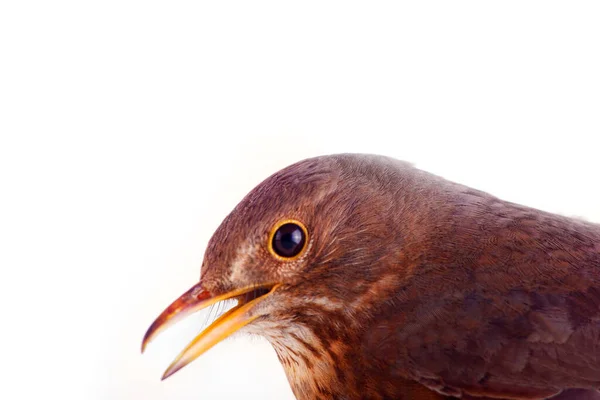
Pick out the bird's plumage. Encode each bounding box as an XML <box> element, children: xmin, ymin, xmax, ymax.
<box><xmin>143</xmin><ymin>154</ymin><xmax>600</xmax><ymax>399</ymax></box>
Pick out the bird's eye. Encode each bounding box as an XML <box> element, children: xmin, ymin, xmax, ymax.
<box><xmin>269</xmin><ymin>220</ymin><xmax>308</xmax><ymax>260</ymax></box>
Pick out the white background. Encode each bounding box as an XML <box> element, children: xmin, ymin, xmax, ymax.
<box><xmin>1</xmin><ymin>2</ymin><xmax>599</xmax><ymax>399</ymax></box>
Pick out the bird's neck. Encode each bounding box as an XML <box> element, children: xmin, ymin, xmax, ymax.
<box><xmin>267</xmin><ymin>323</ymin><xmax>346</xmax><ymax>399</ymax></box>
<box><xmin>265</xmin><ymin>319</ymin><xmax>447</xmax><ymax>400</ymax></box>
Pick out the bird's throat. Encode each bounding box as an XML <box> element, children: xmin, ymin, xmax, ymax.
<box><xmin>269</xmin><ymin>326</ymin><xmax>349</xmax><ymax>400</ymax></box>
<box><xmin>270</xmin><ymin>331</ymin><xmax>447</xmax><ymax>400</ymax></box>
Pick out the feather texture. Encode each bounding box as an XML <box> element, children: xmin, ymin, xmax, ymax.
<box><xmin>156</xmin><ymin>154</ymin><xmax>600</xmax><ymax>399</ymax></box>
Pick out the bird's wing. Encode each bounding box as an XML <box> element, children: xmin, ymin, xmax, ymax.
<box><xmin>365</xmin><ymin>281</ymin><xmax>600</xmax><ymax>399</ymax></box>
<box><xmin>348</xmin><ymin>168</ymin><xmax>600</xmax><ymax>398</ymax></box>
<box><xmin>417</xmin><ymin>193</ymin><xmax>600</xmax><ymax>399</ymax></box>
<box><xmin>364</xmin><ymin>201</ymin><xmax>600</xmax><ymax>399</ymax></box>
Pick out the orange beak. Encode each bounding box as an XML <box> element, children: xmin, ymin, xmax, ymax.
<box><xmin>141</xmin><ymin>281</ymin><xmax>278</xmax><ymax>380</ymax></box>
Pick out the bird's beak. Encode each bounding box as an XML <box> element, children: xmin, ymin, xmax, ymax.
<box><xmin>141</xmin><ymin>281</ymin><xmax>278</xmax><ymax>380</ymax></box>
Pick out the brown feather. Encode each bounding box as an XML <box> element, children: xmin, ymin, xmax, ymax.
<box><xmin>191</xmin><ymin>154</ymin><xmax>600</xmax><ymax>399</ymax></box>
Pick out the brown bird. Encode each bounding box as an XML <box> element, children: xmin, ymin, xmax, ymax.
<box><xmin>142</xmin><ymin>154</ymin><xmax>600</xmax><ymax>399</ymax></box>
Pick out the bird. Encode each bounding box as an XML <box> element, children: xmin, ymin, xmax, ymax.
<box><xmin>142</xmin><ymin>153</ymin><xmax>600</xmax><ymax>400</ymax></box>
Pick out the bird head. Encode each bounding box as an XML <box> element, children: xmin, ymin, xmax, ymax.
<box><xmin>142</xmin><ymin>154</ymin><xmax>434</xmax><ymax>394</ymax></box>
<box><xmin>143</xmin><ymin>154</ymin><xmax>600</xmax><ymax>399</ymax></box>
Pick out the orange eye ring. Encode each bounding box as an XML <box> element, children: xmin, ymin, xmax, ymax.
<box><xmin>267</xmin><ymin>219</ymin><xmax>309</xmax><ymax>261</ymax></box>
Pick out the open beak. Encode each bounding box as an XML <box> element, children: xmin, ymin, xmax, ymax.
<box><xmin>141</xmin><ymin>281</ymin><xmax>278</xmax><ymax>380</ymax></box>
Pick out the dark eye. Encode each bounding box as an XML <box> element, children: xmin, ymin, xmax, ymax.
<box><xmin>271</xmin><ymin>222</ymin><xmax>307</xmax><ymax>259</ymax></box>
